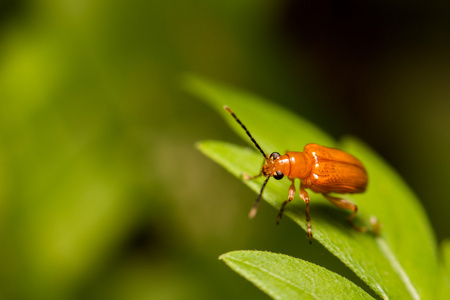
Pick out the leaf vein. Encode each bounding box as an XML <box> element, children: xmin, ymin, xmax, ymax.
<box><xmin>377</xmin><ymin>237</ymin><xmax>420</xmax><ymax>300</ymax></box>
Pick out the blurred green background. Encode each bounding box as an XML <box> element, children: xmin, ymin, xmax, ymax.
<box><xmin>1</xmin><ymin>0</ymin><xmax>449</xmax><ymax>299</ymax></box>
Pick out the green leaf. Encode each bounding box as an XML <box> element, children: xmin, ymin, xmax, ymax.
<box><xmin>197</xmin><ymin>140</ymin><xmax>408</xmax><ymax>299</ymax></box>
<box><xmin>439</xmin><ymin>240</ymin><xmax>450</xmax><ymax>299</ymax></box>
<box><xmin>341</xmin><ymin>137</ymin><xmax>440</xmax><ymax>299</ymax></box>
<box><xmin>220</xmin><ymin>250</ymin><xmax>374</xmax><ymax>300</ymax></box>
<box><xmin>188</xmin><ymin>75</ymin><xmax>440</xmax><ymax>299</ymax></box>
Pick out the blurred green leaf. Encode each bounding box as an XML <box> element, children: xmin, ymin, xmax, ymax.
<box><xmin>220</xmin><ymin>250</ymin><xmax>374</xmax><ymax>300</ymax></box>
<box><xmin>190</xmin><ymin>75</ymin><xmax>440</xmax><ymax>299</ymax></box>
<box><xmin>184</xmin><ymin>75</ymin><xmax>335</xmax><ymax>154</ymax></box>
<box><xmin>439</xmin><ymin>240</ymin><xmax>450</xmax><ymax>299</ymax></box>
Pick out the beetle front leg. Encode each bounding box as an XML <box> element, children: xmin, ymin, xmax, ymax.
<box><xmin>276</xmin><ymin>179</ymin><xmax>295</xmax><ymax>224</ymax></box>
<box><xmin>243</xmin><ymin>172</ymin><xmax>262</xmax><ymax>180</ymax></box>
<box><xmin>322</xmin><ymin>194</ymin><xmax>367</xmax><ymax>232</ymax></box>
<box><xmin>299</xmin><ymin>185</ymin><xmax>312</xmax><ymax>244</ymax></box>
<box><xmin>243</xmin><ymin>159</ymin><xmax>265</xmax><ymax>180</ymax></box>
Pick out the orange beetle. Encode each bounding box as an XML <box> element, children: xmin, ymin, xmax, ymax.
<box><xmin>224</xmin><ymin>106</ymin><xmax>368</xmax><ymax>243</ymax></box>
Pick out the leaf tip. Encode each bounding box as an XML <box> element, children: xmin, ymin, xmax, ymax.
<box><xmin>194</xmin><ymin>140</ymin><xmax>204</xmax><ymax>150</ymax></box>
<box><xmin>219</xmin><ymin>250</ymin><xmax>246</xmax><ymax>262</ymax></box>
<box><xmin>180</xmin><ymin>73</ymin><xmax>215</xmax><ymax>100</ymax></box>
<box><xmin>218</xmin><ymin>252</ymin><xmax>231</xmax><ymax>261</ymax></box>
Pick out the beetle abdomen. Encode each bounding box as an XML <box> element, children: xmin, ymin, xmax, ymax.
<box><xmin>303</xmin><ymin>144</ymin><xmax>368</xmax><ymax>194</ymax></box>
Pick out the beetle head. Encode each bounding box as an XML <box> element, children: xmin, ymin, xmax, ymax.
<box><xmin>262</xmin><ymin>152</ymin><xmax>284</xmax><ymax>180</ymax></box>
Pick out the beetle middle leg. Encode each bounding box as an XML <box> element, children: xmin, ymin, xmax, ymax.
<box><xmin>322</xmin><ymin>194</ymin><xmax>367</xmax><ymax>232</ymax></box>
<box><xmin>276</xmin><ymin>179</ymin><xmax>296</xmax><ymax>224</ymax></box>
<box><xmin>299</xmin><ymin>185</ymin><xmax>312</xmax><ymax>243</ymax></box>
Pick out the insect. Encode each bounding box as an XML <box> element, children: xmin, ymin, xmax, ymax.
<box><xmin>224</xmin><ymin>106</ymin><xmax>368</xmax><ymax>243</ymax></box>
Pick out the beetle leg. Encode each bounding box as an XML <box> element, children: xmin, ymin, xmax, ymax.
<box><xmin>276</xmin><ymin>179</ymin><xmax>296</xmax><ymax>224</ymax></box>
<box><xmin>243</xmin><ymin>172</ymin><xmax>262</xmax><ymax>180</ymax></box>
<box><xmin>322</xmin><ymin>194</ymin><xmax>367</xmax><ymax>232</ymax></box>
<box><xmin>299</xmin><ymin>186</ymin><xmax>312</xmax><ymax>244</ymax></box>
<box><xmin>370</xmin><ymin>216</ymin><xmax>382</xmax><ymax>236</ymax></box>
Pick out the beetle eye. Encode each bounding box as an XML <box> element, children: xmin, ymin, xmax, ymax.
<box><xmin>270</xmin><ymin>152</ymin><xmax>280</xmax><ymax>160</ymax></box>
<box><xmin>273</xmin><ymin>171</ymin><xmax>284</xmax><ymax>180</ymax></box>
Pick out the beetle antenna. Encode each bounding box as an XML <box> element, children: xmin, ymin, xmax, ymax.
<box><xmin>248</xmin><ymin>174</ymin><xmax>271</xmax><ymax>219</ymax></box>
<box><xmin>224</xmin><ymin>106</ymin><xmax>267</xmax><ymax>158</ymax></box>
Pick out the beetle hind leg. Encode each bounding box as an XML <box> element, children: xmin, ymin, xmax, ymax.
<box><xmin>322</xmin><ymin>194</ymin><xmax>367</xmax><ymax>232</ymax></box>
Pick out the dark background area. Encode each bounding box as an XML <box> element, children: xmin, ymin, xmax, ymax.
<box><xmin>0</xmin><ymin>0</ymin><xmax>449</xmax><ymax>299</ymax></box>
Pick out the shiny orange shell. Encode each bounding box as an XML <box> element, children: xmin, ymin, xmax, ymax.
<box><xmin>302</xmin><ymin>143</ymin><xmax>368</xmax><ymax>194</ymax></box>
